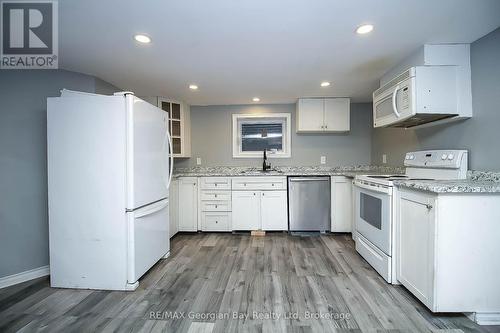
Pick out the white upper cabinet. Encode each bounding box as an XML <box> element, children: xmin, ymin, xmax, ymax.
<box><xmin>324</xmin><ymin>98</ymin><xmax>350</xmax><ymax>132</ymax></box>
<box><xmin>157</xmin><ymin>98</ymin><xmax>191</xmax><ymax>158</ymax></box>
<box><xmin>296</xmin><ymin>98</ymin><xmax>350</xmax><ymax>133</ymax></box>
<box><xmin>296</xmin><ymin>99</ymin><xmax>324</xmax><ymax>131</ymax></box>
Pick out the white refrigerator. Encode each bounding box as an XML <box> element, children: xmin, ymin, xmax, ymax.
<box><xmin>47</xmin><ymin>90</ymin><xmax>173</xmax><ymax>290</ymax></box>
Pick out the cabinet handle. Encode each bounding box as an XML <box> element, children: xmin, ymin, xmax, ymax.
<box><xmin>215</xmin><ymin>221</ymin><xmax>218</xmax><ymax>224</ymax></box>
<box><xmin>425</xmin><ymin>204</ymin><xmax>433</xmax><ymax>210</ymax></box>
<box><xmin>214</xmin><ymin>194</ymin><xmax>217</xmax><ymax>198</ymax></box>
<box><xmin>215</xmin><ymin>184</ymin><xmax>218</xmax><ymax>187</ymax></box>
<box><xmin>262</xmin><ymin>193</ymin><xmax>265</xmax><ymax>196</ymax></box>
<box><xmin>272</xmin><ymin>183</ymin><xmax>275</xmax><ymax>186</ymax></box>
<box><xmin>253</xmin><ymin>193</ymin><xmax>256</xmax><ymax>196</ymax></box>
<box><xmin>215</xmin><ymin>205</ymin><xmax>218</xmax><ymax>208</ymax></box>
<box><xmin>325</xmin><ymin>125</ymin><xmax>328</xmax><ymax>129</ymax></box>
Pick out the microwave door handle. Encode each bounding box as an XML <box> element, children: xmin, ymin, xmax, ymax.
<box><xmin>392</xmin><ymin>84</ymin><xmax>401</xmax><ymax>118</ymax></box>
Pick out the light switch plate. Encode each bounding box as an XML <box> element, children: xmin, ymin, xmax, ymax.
<box><xmin>320</xmin><ymin>156</ymin><xmax>326</xmax><ymax>164</ymax></box>
<box><xmin>382</xmin><ymin>154</ymin><xmax>387</xmax><ymax>164</ymax></box>
<box><xmin>196</xmin><ymin>157</ymin><xmax>202</xmax><ymax>165</ymax></box>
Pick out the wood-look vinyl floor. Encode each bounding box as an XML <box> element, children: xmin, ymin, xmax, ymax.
<box><xmin>1</xmin><ymin>233</ymin><xmax>499</xmax><ymax>333</ymax></box>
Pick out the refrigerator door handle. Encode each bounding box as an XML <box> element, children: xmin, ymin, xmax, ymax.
<box><xmin>166</xmin><ymin>130</ymin><xmax>174</xmax><ymax>190</ymax></box>
<box><xmin>161</xmin><ymin>125</ymin><xmax>174</xmax><ymax>191</ymax></box>
<box><xmin>135</xmin><ymin>199</ymin><xmax>169</xmax><ymax>219</ymax></box>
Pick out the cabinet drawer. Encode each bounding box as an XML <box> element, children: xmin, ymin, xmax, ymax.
<box><xmin>355</xmin><ymin>233</ymin><xmax>391</xmax><ymax>283</ymax></box>
<box><xmin>200</xmin><ymin>191</ymin><xmax>231</xmax><ymax>201</ymax></box>
<box><xmin>201</xmin><ymin>200</ymin><xmax>231</xmax><ymax>212</ymax></box>
<box><xmin>232</xmin><ymin>177</ymin><xmax>286</xmax><ymax>190</ymax></box>
<box><xmin>201</xmin><ymin>212</ymin><xmax>231</xmax><ymax>231</ymax></box>
<box><xmin>200</xmin><ymin>177</ymin><xmax>231</xmax><ymax>190</ymax></box>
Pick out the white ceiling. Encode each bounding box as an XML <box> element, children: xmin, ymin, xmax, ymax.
<box><xmin>59</xmin><ymin>0</ymin><xmax>500</xmax><ymax>105</ymax></box>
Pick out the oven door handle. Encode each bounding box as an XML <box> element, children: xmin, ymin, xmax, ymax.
<box><xmin>354</xmin><ymin>180</ymin><xmax>392</xmax><ymax>195</ymax></box>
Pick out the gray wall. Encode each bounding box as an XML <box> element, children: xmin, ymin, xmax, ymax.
<box><xmin>175</xmin><ymin>103</ymin><xmax>373</xmax><ymax>168</ymax></box>
<box><xmin>372</xmin><ymin>27</ymin><xmax>500</xmax><ymax>170</ymax></box>
<box><xmin>0</xmin><ymin>70</ymin><xmax>120</xmax><ymax>278</ymax></box>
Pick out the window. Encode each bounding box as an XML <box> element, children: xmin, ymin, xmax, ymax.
<box><xmin>232</xmin><ymin>113</ymin><xmax>291</xmax><ymax>158</ymax></box>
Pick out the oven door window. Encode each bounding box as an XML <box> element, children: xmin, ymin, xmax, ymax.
<box><xmin>360</xmin><ymin>193</ymin><xmax>382</xmax><ymax>230</ymax></box>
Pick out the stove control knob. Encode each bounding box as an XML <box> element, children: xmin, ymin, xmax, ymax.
<box><xmin>447</xmin><ymin>153</ymin><xmax>454</xmax><ymax>160</ymax></box>
<box><xmin>409</xmin><ymin>154</ymin><xmax>415</xmax><ymax>160</ymax></box>
<box><xmin>441</xmin><ymin>154</ymin><xmax>448</xmax><ymax>160</ymax></box>
<box><xmin>405</xmin><ymin>154</ymin><xmax>410</xmax><ymax>160</ymax></box>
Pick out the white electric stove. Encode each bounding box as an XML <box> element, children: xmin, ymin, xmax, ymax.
<box><xmin>353</xmin><ymin>150</ymin><xmax>468</xmax><ymax>283</ymax></box>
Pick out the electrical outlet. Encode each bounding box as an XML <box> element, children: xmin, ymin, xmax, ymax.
<box><xmin>196</xmin><ymin>157</ymin><xmax>202</xmax><ymax>165</ymax></box>
<box><xmin>382</xmin><ymin>154</ymin><xmax>387</xmax><ymax>164</ymax></box>
<box><xmin>320</xmin><ymin>156</ymin><xmax>326</xmax><ymax>164</ymax></box>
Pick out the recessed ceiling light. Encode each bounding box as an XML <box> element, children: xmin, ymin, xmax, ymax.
<box><xmin>321</xmin><ymin>81</ymin><xmax>331</xmax><ymax>87</ymax></box>
<box><xmin>134</xmin><ymin>34</ymin><xmax>151</xmax><ymax>44</ymax></box>
<box><xmin>252</xmin><ymin>97</ymin><xmax>260</xmax><ymax>102</ymax></box>
<box><xmin>356</xmin><ymin>24</ymin><xmax>374</xmax><ymax>35</ymax></box>
<box><xmin>189</xmin><ymin>84</ymin><xmax>198</xmax><ymax>90</ymax></box>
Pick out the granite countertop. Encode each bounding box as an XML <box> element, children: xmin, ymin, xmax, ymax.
<box><xmin>173</xmin><ymin>165</ymin><xmax>405</xmax><ymax>179</ymax></box>
<box><xmin>174</xmin><ymin>166</ymin><xmax>500</xmax><ymax>194</ymax></box>
<box><xmin>393</xmin><ymin>170</ymin><xmax>500</xmax><ymax>194</ymax></box>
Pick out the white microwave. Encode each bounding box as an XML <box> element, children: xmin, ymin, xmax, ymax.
<box><xmin>373</xmin><ymin>66</ymin><xmax>459</xmax><ymax>128</ymax></box>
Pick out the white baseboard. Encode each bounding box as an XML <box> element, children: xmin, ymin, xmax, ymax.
<box><xmin>0</xmin><ymin>266</ymin><xmax>50</xmax><ymax>289</ymax></box>
<box><xmin>465</xmin><ymin>312</ymin><xmax>500</xmax><ymax>325</ymax></box>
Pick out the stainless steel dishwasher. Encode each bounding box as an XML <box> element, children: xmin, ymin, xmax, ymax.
<box><xmin>288</xmin><ymin>176</ymin><xmax>331</xmax><ymax>232</ymax></box>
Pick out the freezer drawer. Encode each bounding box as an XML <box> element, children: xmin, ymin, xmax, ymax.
<box><xmin>128</xmin><ymin>199</ymin><xmax>169</xmax><ymax>283</ymax></box>
<box><xmin>288</xmin><ymin>177</ymin><xmax>331</xmax><ymax>232</ymax></box>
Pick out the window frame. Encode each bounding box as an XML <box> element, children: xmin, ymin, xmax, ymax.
<box><xmin>232</xmin><ymin>113</ymin><xmax>291</xmax><ymax>158</ymax></box>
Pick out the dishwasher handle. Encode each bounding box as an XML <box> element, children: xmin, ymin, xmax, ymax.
<box><xmin>289</xmin><ymin>177</ymin><xmax>330</xmax><ymax>182</ymax></box>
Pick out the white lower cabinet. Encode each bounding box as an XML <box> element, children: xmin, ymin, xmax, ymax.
<box><xmin>232</xmin><ymin>190</ymin><xmax>287</xmax><ymax>231</ymax></box>
<box><xmin>178</xmin><ymin>177</ymin><xmax>198</xmax><ymax>231</ymax></box>
<box><xmin>201</xmin><ymin>212</ymin><xmax>231</xmax><ymax>231</ymax></box>
<box><xmin>398</xmin><ymin>190</ymin><xmax>436</xmax><ymax>308</ymax></box>
<box><xmin>169</xmin><ymin>179</ymin><xmax>179</xmax><ymax>237</ymax></box>
<box><xmin>232</xmin><ymin>191</ymin><xmax>261</xmax><ymax>230</ymax></box>
<box><xmin>261</xmin><ymin>191</ymin><xmax>288</xmax><ymax>230</ymax></box>
<box><xmin>331</xmin><ymin>176</ymin><xmax>353</xmax><ymax>232</ymax></box>
<box><xmin>199</xmin><ymin>177</ymin><xmax>232</xmax><ymax>231</ymax></box>
<box><xmin>397</xmin><ymin>188</ymin><xmax>500</xmax><ymax>320</ymax></box>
